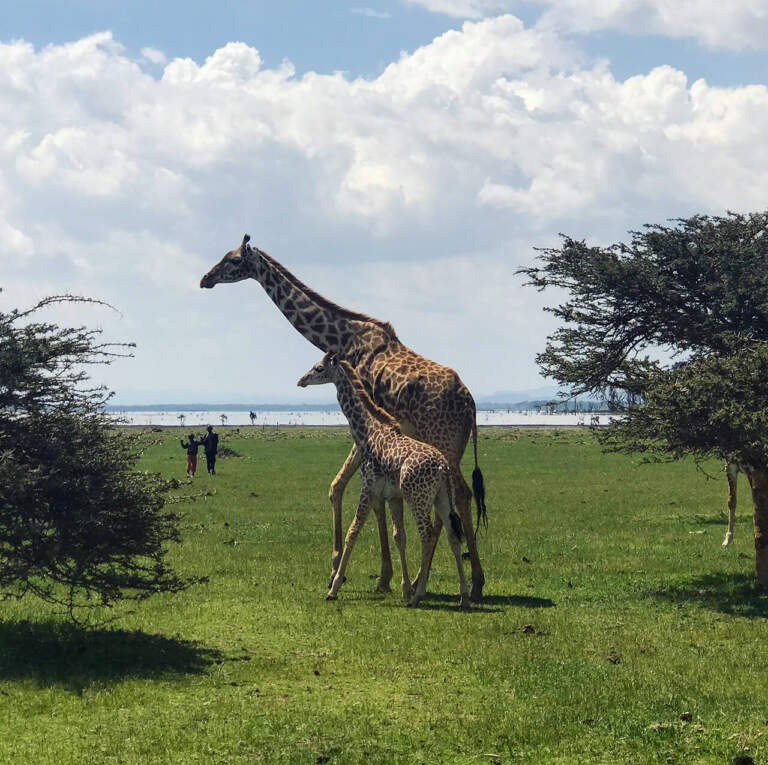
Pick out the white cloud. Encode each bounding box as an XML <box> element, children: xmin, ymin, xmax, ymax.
<box><xmin>2</xmin><ymin>23</ymin><xmax>768</xmax><ymax>400</ymax></box>
<box><xmin>0</xmin><ymin>217</ymin><xmax>34</xmax><ymax>258</ymax></box>
<box><xmin>403</xmin><ymin>0</ymin><xmax>508</xmax><ymax>18</ymax></box>
<box><xmin>536</xmin><ymin>0</ymin><xmax>768</xmax><ymax>50</ymax></box>
<box><xmin>17</xmin><ymin>126</ymin><xmax>138</xmax><ymax>195</ymax></box>
<box><xmin>405</xmin><ymin>0</ymin><xmax>768</xmax><ymax>50</ymax></box>
<box><xmin>163</xmin><ymin>42</ymin><xmax>264</xmax><ymax>86</ymax></box>
<box><xmin>141</xmin><ymin>47</ymin><xmax>167</xmax><ymax>65</ymax></box>
<box><xmin>350</xmin><ymin>7</ymin><xmax>392</xmax><ymax>19</ymax></box>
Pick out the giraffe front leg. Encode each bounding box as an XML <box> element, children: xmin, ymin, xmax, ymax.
<box><xmin>388</xmin><ymin>497</ymin><xmax>412</xmax><ymax>603</ymax></box>
<box><xmin>373</xmin><ymin>496</ymin><xmax>393</xmax><ymax>593</ymax></box>
<box><xmin>328</xmin><ymin>445</ymin><xmax>360</xmax><ymax>587</ymax></box>
<box><xmin>327</xmin><ymin>488</ymin><xmax>372</xmax><ymax>601</ymax></box>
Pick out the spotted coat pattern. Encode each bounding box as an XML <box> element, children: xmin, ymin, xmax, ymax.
<box><xmin>201</xmin><ymin>234</ymin><xmax>486</xmax><ymax>601</ymax></box>
<box><xmin>301</xmin><ymin>355</ymin><xmax>469</xmax><ymax>607</ymax></box>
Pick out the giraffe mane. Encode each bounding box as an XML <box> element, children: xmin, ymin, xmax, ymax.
<box><xmin>255</xmin><ymin>248</ymin><xmax>399</xmax><ymax>340</ymax></box>
<box><xmin>338</xmin><ymin>360</ymin><xmax>401</xmax><ymax>431</ymax></box>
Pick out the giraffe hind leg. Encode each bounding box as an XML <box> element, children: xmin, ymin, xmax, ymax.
<box><xmin>411</xmin><ymin>513</ymin><xmax>441</xmax><ymax>594</ymax></box>
<box><xmin>454</xmin><ymin>469</ymin><xmax>484</xmax><ymax>602</ymax></box>
<box><xmin>406</xmin><ymin>498</ymin><xmax>438</xmax><ymax>608</ymax></box>
<box><xmin>436</xmin><ymin>483</ymin><xmax>470</xmax><ymax>609</ymax></box>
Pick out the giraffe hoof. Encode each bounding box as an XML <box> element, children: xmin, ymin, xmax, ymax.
<box><xmin>459</xmin><ymin>594</ymin><xmax>471</xmax><ymax>610</ymax></box>
<box><xmin>375</xmin><ymin>580</ymin><xmax>392</xmax><ymax>594</ymax></box>
<box><xmin>325</xmin><ymin>592</ymin><xmax>338</xmax><ymax>601</ymax></box>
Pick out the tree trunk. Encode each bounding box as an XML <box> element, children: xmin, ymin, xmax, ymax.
<box><xmin>746</xmin><ymin>466</ymin><xmax>768</xmax><ymax>591</ymax></box>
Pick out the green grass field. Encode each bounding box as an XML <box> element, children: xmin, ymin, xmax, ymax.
<box><xmin>2</xmin><ymin>426</ymin><xmax>767</xmax><ymax>764</ymax></box>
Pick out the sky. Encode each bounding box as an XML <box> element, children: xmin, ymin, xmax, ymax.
<box><xmin>3</xmin><ymin>1</ymin><xmax>768</xmax><ymax>404</ymax></box>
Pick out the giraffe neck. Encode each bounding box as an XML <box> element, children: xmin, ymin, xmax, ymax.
<box><xmin>334</xmin><ymin>362</ymin><xmax>399</xmax><ymax>447</ymax></box>
<box><xmin>248</xmin><ymin>248</ymin><xmax>388</xmax><ymax>353</ymax></box>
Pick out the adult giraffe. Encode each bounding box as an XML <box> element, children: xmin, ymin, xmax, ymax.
<box><xmin>200</xmin><ymin>234</ymin><xmax>488</xmax><ymax>602</ymax></box>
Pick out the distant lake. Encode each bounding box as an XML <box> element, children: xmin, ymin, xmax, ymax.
<box><xmin>110</xmin><ymin>409</ymin><xmax>615</xmax><ymax>428</ymax></box>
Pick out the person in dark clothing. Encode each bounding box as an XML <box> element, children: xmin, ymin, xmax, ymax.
<box><xmin>201</xmin><ymin>425</ymin><xmax>219</xmax><ymax>474</ymax></box>
<box><xmin>181</xmin><ymin>433</ymin><xmax>202</xmax><ymax>477</ymax></box>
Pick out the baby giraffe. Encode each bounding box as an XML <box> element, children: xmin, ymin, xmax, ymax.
<box><xmin>298</xmin><ymin>353</ymin><xmax>470</xmax><ymax>608</ymax></box>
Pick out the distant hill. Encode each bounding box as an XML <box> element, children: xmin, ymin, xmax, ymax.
<box><xmin>106</xmin><ymin>385</ymin><xmax>614</xmax><ymax>413</ymax></box>
<box><xmin>476</xmin><ymin>386</ymin><xmax>607</xmax><ymax>412</ymax></box>
<box><xmin>478</xmin><ymin>385</ymin><xmax>560</xmax><ymax>404</ymax></box>
<box><xmin>477</xmin><ymin>387</ymin><xmax>608</xmax><ymax>412</ymax></box>
<box><xmin>488</xmin><ymin>398</ymin><xmax>609</xmax><ymax>412</ymax></box>
<box><xmin>107</xmin><ymin>397</ymin><xmax>610</xmax><ymax>413</ymax></box>
<box><xmin>107</xmin><ymin>402</ymin><xmax>338</xmax><ymax>412</ymax></box>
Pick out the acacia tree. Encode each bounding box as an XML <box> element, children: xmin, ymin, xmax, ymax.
<box><xmin>0</xmin><ymin>294</ymin><xmax>195</xmax><ymax>615</ymax></box>
<box><xmin>519</xmin><ymin>210</ymin><xmax>768</xmax><ymax>590</ymax></box>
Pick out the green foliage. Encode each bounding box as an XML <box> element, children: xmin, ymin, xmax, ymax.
<box><xmin>602</xmin><ymin>345</ymin><xmax>768</xmax><ymax>465</ymax></box>
<box><xmin>519</xmin><ymin>210</ymin><xmax>768</xmax><ymax>466</ymax></box>
<box><xmin>0</xmin><ymin>295</ymin><xmax>194</xmax><ymax>613</ymax></box>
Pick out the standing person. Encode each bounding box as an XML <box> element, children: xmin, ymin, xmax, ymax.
<box><xmin>180</xmin><ymin>433</ymin><xmax>202</xmax><ymax>477</ymax></box>
<box><xmin>202</xmin><ymin>425</ymin><xmax>219</xmax><ymax>475</ymax></box>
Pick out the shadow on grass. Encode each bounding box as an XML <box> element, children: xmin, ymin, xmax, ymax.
<box><xmin>652</xmin><ymin>572</ymin><xmax>768</xmax><ymax>618</ymax></box>
<box><xmin>0</xmin><ymin>619</ymin><xmax>223</xmax><ymax>693</ymax></box>
<box><xmin>420</xmin><ymin>592</ymin><xmax>556</xmax><ymax>613</ymax></box>
<box><xmin>691</xmin><ymin>512</ymin><xmax>749</xmax><ymax>528</ymax></box>
<box><xmin>333</xmin><ymin>590</ymin><xmax>555</xmax><ymax>613</ymax></box>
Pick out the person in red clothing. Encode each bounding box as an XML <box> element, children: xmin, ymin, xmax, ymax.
<box><xmin>181</xmin><ymin>433</ymin><xmax>202</xmax><ymax>477</ymax></box>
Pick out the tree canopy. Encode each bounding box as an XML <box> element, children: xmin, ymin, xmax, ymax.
<box><xmin>520</xmin><ymin>211</ymin><xmax>768</xmax><ymax>400</ymax></box>
<box><xmin>0</xmin><ymin>294</ymin><xmax>195</xmax><ymax>615</ymax></box>
<box><xmin>520</xmin><ymin>210</ymin><xmax>768</xmax><ymax>589</ymax></box>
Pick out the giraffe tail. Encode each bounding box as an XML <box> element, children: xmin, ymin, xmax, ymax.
<box><xmin>471</xmin><ymin>415</ymin><xmax>488</xmax><ymax>534</ymax></box>
<box><xmin>445</xmin><ymin>467</ymin><xmax>464</xmax><ymax>542</ymax></box>
<box><xmin>449</xmin><ymin>510</ymin><xmax>464</xmax><ymax>543</ymax></box>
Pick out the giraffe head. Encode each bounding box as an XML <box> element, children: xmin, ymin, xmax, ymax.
<box><xmin>297</xmin><ymin>352</ymin><xmax>337</xmax><ymax>387</ymax></box>
<box><xmin>200</xmin><ymin>234</ymin><xmax>256</xmax><ymax>288</ymax></box>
